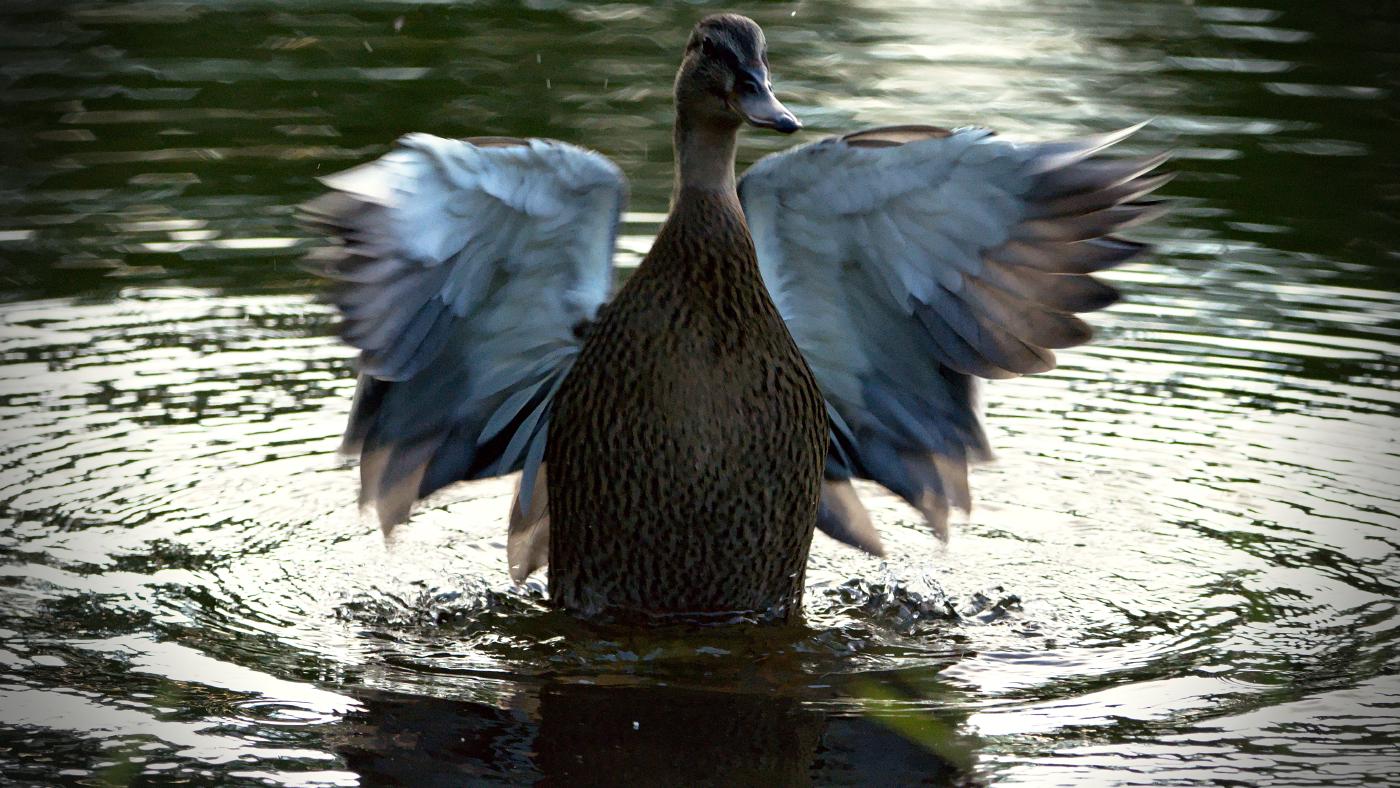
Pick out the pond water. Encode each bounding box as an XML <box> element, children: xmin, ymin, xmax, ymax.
<box><xmin>1</xmin><ymin>0</ymin><xmax>1397</xmax><ymax>784</ymax></box>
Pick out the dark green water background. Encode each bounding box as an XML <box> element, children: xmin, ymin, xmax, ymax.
<box><xmin>1</xmin><ymin>0</ymin><xmax>1397</xmax><ymax>784</ymax></box>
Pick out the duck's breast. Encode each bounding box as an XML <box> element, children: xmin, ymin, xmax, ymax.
<box><xmin>544</xmin><ymin>253</ymin><xmax>827</xmax><ymax>620</ymax></box>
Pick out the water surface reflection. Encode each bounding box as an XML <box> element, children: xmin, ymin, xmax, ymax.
<box><xmin>1</xmin><ymin>0</ymin><xmax>1397</xmax><ymax>785</ymax></box>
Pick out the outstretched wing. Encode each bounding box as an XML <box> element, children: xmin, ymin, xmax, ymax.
<box><xmin>300</xmin><ymin>133</ymin><xmax>626</xmax><ymax>574</ymax></box>
<box><xmin>738</xmin><ymin>123</ymin><xmax>1168</xmax><ymax>552</ymax></box>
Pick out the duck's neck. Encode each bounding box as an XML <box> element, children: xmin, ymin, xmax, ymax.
<box><xmin>672</xmin><ymin>111</ymin><xmax>741</xmax><ymax>200</ymax></box>
<box><xmin>639</xmin><ymin>109</ymin><xmax>762</xmax><ymax>292</ymax></box>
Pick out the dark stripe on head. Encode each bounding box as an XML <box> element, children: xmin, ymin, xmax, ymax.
<box><xmin>689</xmin><ymin>13</ymin><xmax>767</xmax><ymax>65</ymax></box>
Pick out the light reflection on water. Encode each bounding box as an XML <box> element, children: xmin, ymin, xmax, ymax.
<box><xmin>1</xmin><ymin>0</ymin><xmax>1398</xmax><ymax>785</ymax></box>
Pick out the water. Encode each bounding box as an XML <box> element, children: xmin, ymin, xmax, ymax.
<box><xmin>1</xmin><ymin>0</ymin><xmax>1397</xmax><ymax>784</ymax></box>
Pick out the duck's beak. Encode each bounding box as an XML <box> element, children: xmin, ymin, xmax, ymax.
<box><xmin>733</xmin><ymin>69</ymin><xmax>801</xmax><ymax>134</ymax></box>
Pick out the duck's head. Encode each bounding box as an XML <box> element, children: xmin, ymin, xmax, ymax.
<box><xmin>675</xmin><ymin>14</ymin><xmax>801</xmax><ymax>134</ymax></box>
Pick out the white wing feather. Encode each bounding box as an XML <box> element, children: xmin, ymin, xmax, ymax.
<box><xmin>739</xmin><ymin>123</ymin><xmax>1168</xmax><ymax>549</ymax></box>
<box><xmin>301</xmin><ymin>134</ymin><xmax>626</xmax><ymax>580</ymax></box>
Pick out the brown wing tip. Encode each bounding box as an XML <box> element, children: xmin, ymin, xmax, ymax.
<box><xmin>507</xmin><ymin>465</ymin><xmax>551</xmax><ymax>583</ymax></box>
<box><xmin>917</xmin><ymin>490</ymin><xmax>951</xmax><ymax>542</ymax></box>
<box><xmin>464</xmin><ymin>136</ymin><xmax>530</xmax><ymax>148</ymax></box>
<box><xmin>817</xmin><ymin>479</ymin><xmax>886</xmax><ymax>556</ymax></box>
<box><xmin>842</xmin><ymin>125</ymin><xmax>955</xmax><ymax>148</ymax></box>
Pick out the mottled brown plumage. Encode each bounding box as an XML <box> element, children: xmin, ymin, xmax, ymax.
<box><xmin>545</xmin><ymin>16</ymin><xmax>826</xmax><ymax>622</ymax></box>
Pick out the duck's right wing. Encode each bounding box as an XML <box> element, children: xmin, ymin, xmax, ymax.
<box><xmin>300</xmin><ymin>134</ymin><xmax>626</xmax><ymax>573</ymax></box>
<box><xmin>739</xmin><ymin>124</ymin><xmax>1167</xmax><ymax>552</ymax></box>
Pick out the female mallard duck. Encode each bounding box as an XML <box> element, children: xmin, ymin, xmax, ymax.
<box><xmin>302</xmin><ymin>14</ymin><xmax>1168</xmax><ymax>623</ymax></box>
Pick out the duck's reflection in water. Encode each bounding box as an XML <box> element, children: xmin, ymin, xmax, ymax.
<box><xmin>336</xmin><ymin>680</ymin><xmax>971</xmax><ymax>785</ymax></box>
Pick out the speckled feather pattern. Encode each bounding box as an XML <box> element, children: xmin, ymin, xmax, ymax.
<box><xmin>545</xmin><ymin>188</ymin><xmax>828</xmax><ymax>622</ymax></box>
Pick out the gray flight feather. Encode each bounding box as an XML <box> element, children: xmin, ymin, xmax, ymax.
<box><xmin>300</xmin><ymin>134</ymin><xmax>627</xmax><ymax>571</ymax></box>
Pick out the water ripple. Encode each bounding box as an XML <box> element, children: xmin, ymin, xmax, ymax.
<box><xmin>2</xmin><ymin>0</ymin><xmax>1397</xmax><ymax>784</ymax></box>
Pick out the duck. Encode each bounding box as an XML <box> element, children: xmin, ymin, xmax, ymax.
<box><xmin>300</xmin><ymin>13</ymin><xmax>1168</xmax><ymax>623</ymax></box>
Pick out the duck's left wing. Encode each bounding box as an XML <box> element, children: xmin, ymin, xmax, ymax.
<box><xmin>738</xmin><ymin>124</ymin><xmax>1168</xmax><ymax>552</ymax></box>
<box><xmin>300</xmin><ymin>134</ymin><xmax>626</xmax><ymax>579</ymax></box>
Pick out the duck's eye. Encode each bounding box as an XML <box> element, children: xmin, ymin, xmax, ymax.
<box><xmin>701</xmin><ymin>37</ymin><xmax>718</xmax><ymax>57</ymax></box>
<box><xmin>738</xmin><ymin>76</ymin><xmax>762</xmax><ymax>94</ymax></box>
